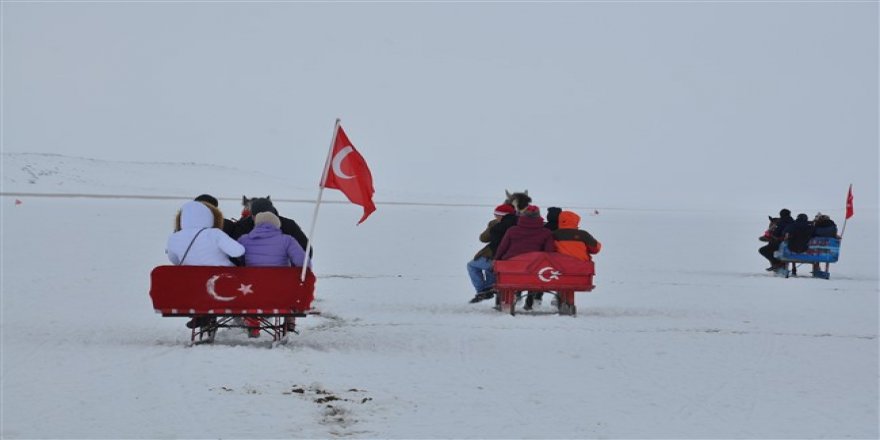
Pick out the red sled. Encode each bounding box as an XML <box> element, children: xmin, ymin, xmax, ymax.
<box><xmin>149</xmin><ymin>265</ymin><xmax>316</xmax><ymax>344</ymax></box>
<box><xmin>493</xmin><ymin>252</ymin><xmax>595</xmax><ymax>316</ymax></box>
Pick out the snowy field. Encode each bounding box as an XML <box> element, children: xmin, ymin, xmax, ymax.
<box><xmin>1</xmin><ymin>156</ymin><xmax>877</xmax><ymax>439</ymax></box>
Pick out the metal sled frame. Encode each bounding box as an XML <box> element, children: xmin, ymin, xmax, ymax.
<box><xmin>494</xmin><ymin>289</ymin><xmax>582</xmax><ymax>316</ymax></box>
<box><xmin>774</xmin><ymin>237</ymin><xmax>841</xmax><ymax>280</ymax></box>
<box><xmin>186</xmin><ymin>314</ymin><xmax>304</xmax><ymax>345</ymax></box>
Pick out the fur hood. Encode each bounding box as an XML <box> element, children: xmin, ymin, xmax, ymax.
<box><xmin>174</xmin><ymin>201</ymin><xmax>224</xmax><ymax>231</ymax></box>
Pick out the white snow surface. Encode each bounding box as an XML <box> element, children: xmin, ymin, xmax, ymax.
<box><xmin>1</xmin><ymin>155</ymin><xmax>878</xmax><ymax>439</ymax></box>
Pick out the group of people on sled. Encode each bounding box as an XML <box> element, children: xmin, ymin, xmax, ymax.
<box><xmin>466</xmin><ymin>191</ymin><xmax>602</xmax><ymax>309</ymax></box>
<box><xmin>165</xmin><ymin>194</ymin><xmax>311</xmax><ymax>334</ymax></box>
<box><xmin>759</xmin><ymin>208</ymin><xmax>839</xmax><ymax>273</ymax></box>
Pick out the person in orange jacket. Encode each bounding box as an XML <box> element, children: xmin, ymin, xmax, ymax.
<box><xmin>552</xmin><ymin>210</ymin><xmax>601</xmax><ymax>262</ymax></box>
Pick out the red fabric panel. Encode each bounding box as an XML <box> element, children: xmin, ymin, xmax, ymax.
<box><xmin>150</xmin><ymin>266</ymin><xmax>315</xmax><ymax>314</ymax></box>
<box><xmin>494</xmin><ymin>252</ymin><xmax>594</xmax><ymax>291</ymax></box>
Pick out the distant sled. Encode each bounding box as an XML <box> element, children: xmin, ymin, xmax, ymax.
<box><xmin>774</xmin><ymin>237</ymin><xmax>841</xmax><ymax>280</ymax></box>
<box><xmin>149</xmin><ymin>266</ymin><xmax>316</xmax><ymax>345</ymax></box>
<box><xmin>493</xmin><ymin>252</ymin><xmax>596</xmax><ymax>316</ymax></box>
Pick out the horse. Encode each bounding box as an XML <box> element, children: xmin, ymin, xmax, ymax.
<box><xmin>241</xmin><ymin>195</ymin><xmax>271</xmax><ymax>219</ymax></box>
<box><xmin>760</xmin><ymin>216</ymin><xmax>779</xmax><ymax>242</ymax></box>
<box><xmin>504</xmin><ymin>190</ymin><xmax>532</xmax><ymax>213</ymax></box>
<box><xmin>242</xmin><ymin>195</ymin><xmax>270</xmax><ymax>211</ymax></box>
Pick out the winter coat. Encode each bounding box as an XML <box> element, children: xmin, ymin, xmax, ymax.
<box><xmin>166</xmin><ymin>201</ymin><xmax>245</xmax><ymax>266</ymax></box>
<box><xmin>813</xmin><ymin>217</ymin><xmax>838</xmax><ymax>238</ymax></box>
<box><xmin>771</xmin><ymin>213</ymin><xmax>794</xmax><ymax>240</ymax></box>
<box><xmin>238</xmin><ymin>223</ymin><xmax>308</xmax><ymax>267</ymax></box>
<box><xmin>473</xmin><ymin>218</ymin><xmax>500</xmax><ymax>261</ymax></box>
<box><xmin>495</xmin><ymin>215</ymin><xmax>556</xmax><ymax>260</ymax></box>
<box><xmin>221</xmin><ymin>218</ymin><xmax>237</xmax><ymax>237</ymax></box>
<box><xmin>232</xmin><ymin>213</ymin><xmax>312</xmax><ymax>257</ymax></box>
<box><xmin>784</xmin><ymin>216</ymin><xmax>813</xmax><ymax>253</ymax></box>
<box><xmin>544</xmin><ymin>207</ymin><xmax>562</xmax><ymax>231</ymax></box>
<box><xmin>485</xmin><ymin>214</ymin><xmax>518</xmax><ymax>256</ymax></box>
<box><xmin>552</xmin><ymin>211</ymin><xmax>601</xmax><ymax>262</ymax></box>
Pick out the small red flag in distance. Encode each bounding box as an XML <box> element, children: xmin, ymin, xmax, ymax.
<box><xmin>845</xmin><ymin>185</ymin><xmax>854</xmax><ymax>220</ymax></box>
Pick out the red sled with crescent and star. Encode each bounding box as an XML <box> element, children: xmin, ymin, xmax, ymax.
<box><xmin>493</xmin><ymin>252</ymin><xmax>595</xmax><ymax>316</ymax></box>
<box><xmin>149</xmin><ymin>265</ymin><xmax>316</xmax><ymax>345</ymax></box>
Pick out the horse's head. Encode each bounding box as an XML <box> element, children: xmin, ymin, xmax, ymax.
<box><xmin>241</xmin><ymin>196</ymin><xmax>272</xmax><ymax>217</ymax></box>
<box><xmin>761</xmin><ymin>216</ymin><xmax>779</xmax><ymax>241</ymax></box>
<box><xmin>504</xmin><ymin>189</ymin><xmax>532</xmax><ymax>213</ymax></box>
<box><xmin>242</xmin><ymin>195</ymin><xmax>271</xmax><ymax>211</ymax></box>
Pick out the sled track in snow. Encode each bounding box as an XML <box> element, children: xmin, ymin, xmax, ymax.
<box><xmin>302</xmin><ymin>311</ymin><xmax>876</xmax><ymax>342</ymax></box>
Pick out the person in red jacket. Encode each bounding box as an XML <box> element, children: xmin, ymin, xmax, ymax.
<box><xmin>553</xmin><ymin>210</ymin><xmax>601</xmax><ymax>262</ymax></box>
<box><xmin>495</xmin><ymin>205</ymin><xmax>556</xmax><ymax>260</ymax></box>
<box><xmin>495</xmin><ymin>205</ymin><xmax>556</xmax><ymax>310</ymax></box>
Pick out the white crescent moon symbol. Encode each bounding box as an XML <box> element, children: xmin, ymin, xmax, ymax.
<box><xmin>331</xmin><ymin>146</ymin><xmax>355</xmax><ymax>180</ymax></box>
<box><xmin>537</xmin><ymin>267</ymin><xmax>560</xmax><ymax>283</ymax></box>
<box><xmin>206</xmin><ymin>274</ymin><xmax>237</xmax><ymax>301</ymax></box>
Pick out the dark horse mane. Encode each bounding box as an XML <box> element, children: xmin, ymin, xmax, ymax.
<box><xmin>504</xmin><ymin>189</ymin><xmax>532</xmax><ymax>213</ymax></box>
<box><xmin>242</xmin><ymin>195</ymin><xmax>271</xmax><ymax>211</ymax></box>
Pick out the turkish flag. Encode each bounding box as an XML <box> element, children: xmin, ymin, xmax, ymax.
<box><xmin>322</xmin><ymin>125</ymin><xmax>376</xmax><ymax>224</ymax></box>
<box><xmin>845</xmin><ymin>184</ymin><xmax>854</xmax><ymax>219</ymax></box>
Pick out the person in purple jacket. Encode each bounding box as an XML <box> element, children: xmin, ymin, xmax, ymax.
<box><xmin>238</xmin><ymin>212</ymin><xmax>308</xmax><ymax>268</ymax></box>
<box><xmin>237</xmin><ymin>211</ymin><xmax>309</xmax><ymax>336</ymax></box>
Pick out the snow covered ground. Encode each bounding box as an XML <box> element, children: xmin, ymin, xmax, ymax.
<box><xmin>1</xmin><ymin>155</ymin><xmax>878</xmax><ymax>438</ymax></box>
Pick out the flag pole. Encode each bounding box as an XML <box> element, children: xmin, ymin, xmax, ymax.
<box><xmin>301</xmin><ymin>118</ymin><xmax>341</xmax><ymax>282</ymax></box>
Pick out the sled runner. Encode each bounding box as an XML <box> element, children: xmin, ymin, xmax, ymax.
<box><xmin>493</xmin><ymin>252</ymin><xmax>595</xmax><ymax>316</ymax></box>
<box><xmin>149</xmin><ymin>266</ymin><xmax>315</xmax><ymax>344</ymax></box>
<box><xmin>774</xmin><ymin>237</ymin><xmax>841</xmax><ymax>279</ymax></box>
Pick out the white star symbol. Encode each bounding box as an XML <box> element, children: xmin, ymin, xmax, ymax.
<box><xmin>238</xmin><ymin>284</ymin><xmax>254</xmax><ymax>295</ymax></box>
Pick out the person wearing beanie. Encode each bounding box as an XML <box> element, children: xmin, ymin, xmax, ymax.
<box><xmin>237</xmin><ymin>211</ymin><xmax>310</xmax><ymax>337</ymax></box>
<box><xmin>783</xmin><ymin>213</ymin><xmax>813</xmax><ymax>253</ymax></box>
<box><xmin>467</xmin><ymin>203</ymin><xmax>518</xmax><ymax>304</ymax></box>
<box><xmin>237</xmin><ymin>212</ymin><xmax>308</xmax><ymax>268</ymax></box>
<box><xmin>544</xmin><ymin>207</ymin><xmax>562</xmax><ymax>231</ymax></box>
<box><xmin>494</xmin><ymin>205</ymin><xmax>556</xmax><ymax>310</ymax></box>
<box><xmin>194</xmin><ymin>194</ymin><xmax>219</xmax><ymax>207</ymax></box>
<box><xmin>812</xmin><ymin>212</ymin><xmax>838</xmax><ymax>238</ymax></box>
<box><xmin>759</xmin><ymin>208</ymin><xmax>795</xmax><ymax>271</ymax></box>
<box><xmin>231</xmin><ymin>197</ymin><xmax>313</xmax><ymax>258</ymax></box>
<box><xmin>495</xmin><ymin>205</ymin><xmax>556</xmax><ymax>261</ymax></box>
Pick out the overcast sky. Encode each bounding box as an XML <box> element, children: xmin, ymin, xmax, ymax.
<box><xmin>3</xmin><ymin>2</ymin><xmax>877</xmax><ymax>213</ymax></box>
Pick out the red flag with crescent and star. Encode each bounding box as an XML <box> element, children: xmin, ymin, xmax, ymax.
<box><xmin>322</xmin><ymin>124</ymin><xmax>376</xmax><ymax>224</ymax></box>
<box><xmin>845</xmin><ymin>184</ymin><xmax>854</xmax><ymax>220</ymax></box>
